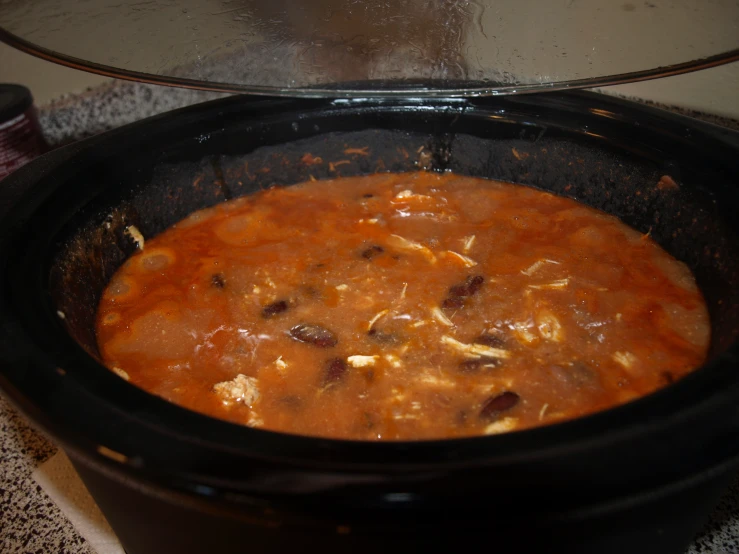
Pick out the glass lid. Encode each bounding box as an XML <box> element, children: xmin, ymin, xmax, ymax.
<box><xmin>1</xmin><ymin>0</ymin><xmax>738</xmax><ymax>97</ymax></box>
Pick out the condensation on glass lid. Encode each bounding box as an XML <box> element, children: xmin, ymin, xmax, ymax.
<box><xmin>1</xmin><ymin>0</ymin><xmax>738</xmax><ymax>97</ymax></box>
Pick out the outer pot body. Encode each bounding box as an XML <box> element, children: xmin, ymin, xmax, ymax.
<box><xmin>71</xmin><ymin>455</ymin><xmax>738</xmax><ymax>554</ymax></box>
<box><xmin>0</xmin><ymin>92</ymin><xmax>737</xmax><ymax>554</ymax></box>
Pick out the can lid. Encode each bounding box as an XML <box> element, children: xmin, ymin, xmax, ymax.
<box><xmin>0</xmin><ymin>84</ymin><xmax>33</xmax><ymax>124</ymax></box>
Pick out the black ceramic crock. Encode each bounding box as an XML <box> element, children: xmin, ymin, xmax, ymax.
<box><xmin>0</xmin><ymin>92</ymin><xmax>737</xmax><ymax>554</ymax></box>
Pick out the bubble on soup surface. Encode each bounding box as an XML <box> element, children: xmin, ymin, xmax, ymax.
<box><xmin>139</xmin><ymin>248</ymin><xmax>176</xmax><ymax>271</ymax></box>
<box><xmin>661</xmin><ymin>302</ymin><xmax>710</xmax><ymax>347</ymax></box>
<box><xmin>652</xmin><ymin>255</ymin><xmax>700</xmax><ymax>293</ymax></box>
<box><xmin>102</xmin><ymin>312</ymin><xmax>121</xmax><ymax>326</ymax></box>
<box><xmin>570</xmin><ymin>225</ymin><xmax>609</xmax><ymax>248</ymax></box>
<box><xmin>105</xmin><ymin>276</ymin><xmax>136</xmax><ymax>301</ymax></box>
<box><xmin>109</xmin><ymin>307</ymin><xmax>215</xmax><ymax>359</ymax></box>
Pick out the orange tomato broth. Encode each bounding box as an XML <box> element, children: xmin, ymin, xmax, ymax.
<box><xmin>96</xmin><ymin>172</ymin><xmax>709</xmax><ymax>440</ymax></box>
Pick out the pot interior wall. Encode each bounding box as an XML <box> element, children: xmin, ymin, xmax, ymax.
<box><xmin>47</xmin><ymin>108</ymin><xmax>738</xmax><ymax>366</ymax></box>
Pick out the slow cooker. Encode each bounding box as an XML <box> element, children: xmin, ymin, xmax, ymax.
<box><xmin>0</xmin><ymin>2</ymin><xmax>738</xmax><ymax>553</ymax></box>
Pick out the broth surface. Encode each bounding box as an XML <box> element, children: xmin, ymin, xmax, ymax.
<box><xmin>96</xmin><ymin>172</ymin><xmax>710</xmax><ymax>439</ymax></box>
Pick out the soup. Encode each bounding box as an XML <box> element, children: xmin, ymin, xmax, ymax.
<box><xmin>96</xmin><ymin>172</ymin><xmax>709</xmax><ymax>440</ymax></box>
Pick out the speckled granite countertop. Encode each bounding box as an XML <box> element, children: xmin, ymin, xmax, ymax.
<box><xmin>1</xmin><ymin>81</ymin><xmax>738</xmax><ymax>553</ymax></box>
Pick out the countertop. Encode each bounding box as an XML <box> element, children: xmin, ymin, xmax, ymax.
<box><xmin>1</xmin><ymin>80</ymin><xmax>738</xmax><ymax>553</ymax></box>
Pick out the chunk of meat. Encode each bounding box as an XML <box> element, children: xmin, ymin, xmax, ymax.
<box><xmin>214</xmin><ymin>374</ymin><xmax>260</xmax><ymax>406</ymax></box>
<box><xmin>347</xmin><ymin>355</ymin><xmax>378</xmax><ymax>368</ymax></box>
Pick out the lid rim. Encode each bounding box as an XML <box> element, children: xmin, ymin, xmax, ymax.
<box><xmin>2</xmin><ymin>27</ymin><xmax>738</xmax><ymax>99</ymax></box>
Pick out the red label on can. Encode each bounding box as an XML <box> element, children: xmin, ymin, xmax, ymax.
<box><xmin>0</xmin><ymin>107</ymin><xmax>47</xmax><ymax>180</ymax></box>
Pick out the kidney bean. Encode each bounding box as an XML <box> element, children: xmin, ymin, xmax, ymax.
<box><xmin>459</xmin><ymin>357</ymin><xmax>502</xmax><ymax>373</ymax></box>
<box><xmin>449</xmin><ymin>275</ymin><xmax>484</xmax><ymax>298</ymax></box>
<box><xmin>368</xmin><ymin>328</ymin><xmax>401</xmax><ymax>345</ymax></box>
<box><xmin>262</xmin><ymin>300</ymin><xmax>289</xmax><ymax>319</ymax></box>
<box><xmin>211</xmin><ymin>273</ymin><xmax>226</xmax><ymax>288</ymax></box>
<box><xmin>548</xmin><ymin>363</ymin><xmax>598</xmax><ymax>389</ymax></box>
<box><xmin>459</xmin><ymin>360</ymin><xmax>482</xmax><ymax>372</ymax></box>
<box><xmin>442</xmin><ymin>275</ymin><xmax>484</xmax><ymax>311</ymax></box>
<box><xmin>278</xmin><ymin>395</ymin><xmax>302</xmax><ymax>409</ymax></box>
<box><xmin>290</xmin><ymin>323</ymin><xmax>338</xmax><ymax>347</ymax></box>
<box><xmin>480</xmin><ymin>391</ymin><xmax>520</xmax><ymax>420</ymax></box>
<box><xmin>323</xmin><ymin>357</ymin><xmax>348</xmax><ymax>386</ymax></box>
<box><xmin>361</xmin><ymin>245</ymin><xmax>384</xmax><ymax>260</ymax></box>
<box><xmin>301</xmin><ymin>284</ymin><xmax>320</xmax><ymax>298</ymax></box>
<box><xmin>441</xmin><ymin>296</ymin><xmax>465</xmax><ymax>311</ymax></box>
<box><xmin>363</xmin><ymin>411</ymin><xmax>376</xmax><ymax>429</ymax></box>
<box><xmin>474</xmin><ymin>333</ymin><xmax>505</xmax><ymax>348</ymax></box>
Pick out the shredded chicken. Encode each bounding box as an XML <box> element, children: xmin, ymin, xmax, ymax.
<box><xmin>484</xmin><ymin>417</ymin><xmax>518</xmax><ymax>435</ymax></box>
<box><xmin>529</xmin><ymin>278</ymin><xmax>570</xmax><ymax>290</ymax></box>
<box><xmin>462</xmin><ymin>235</ymin><xmax>476</xmax><ymax>253</ymax></box>
<box><xmin>417</xmin><ymin>373</ymin><xmax>457</xmax><ymax>388</ymax></box>
<box><xmin>387</xmin><ymin>234</ymin><xmax>437</xmax><ymax>263</ymax></box>
<box><xmin>214</xmin><ymin>374</ymin><xmax>260</xmax><ymax>406</ymax></box>
<box><xmin>441</xmin><ymin>336</ymin><xmax>511</xmax><ymax>359</ymax></box>
<box><xmin>393</xmin><ymin>413</ymin><xmax>421</xmax><ymax>420</ymax></box>
<box><xmin>390</xmin><ymin>387</ymin><xmax>408</xmax><ymax>401</ymax></box>
<box><xmin>512</xmin><ymin>321</ymin><xmax>539</xmax><ymax>345</ymax></box>
<box><xmin>367</xmin><ymin>309</ymin><xmax>390</xmax><ymax>331</ymax></box>
<box><xmin>613</xmin><ymin>351</ymin><xmax>637</xmax><ymax>369</ymax></box>
<box><xmin>445</xmin><ymin>250</ymin><xmax>478</xmax><ymax>267</ymax></box>
<box><xmin>125</xmin><ymin>225</ymin><xmax>145</xmax><ymax>250</ymax></box>
<box><xmin>431</xmin><ymin>306</ymin><xmax>455</xmax><ymax>327</ymax></box>
<box><xmin>384</xmin><ymin>354</ymin><xmax>403</xmax><ymax>368</ymax></box>
<box><xmin>521</xmin><ymin>258</ymin><xmax>560</xmax><ymax>276</ymax></box>
<box><xmin>535</xmin><ymin>310</ymin><xmax>565</xmax><ymax>342</ymax></box>
<box><xmin>347</xmin><ymin>355</ymin><xmax>378</xmax><ymax>368</ymax></box>
<box><xmin>112</xmin><ymin>367</ymin><xmax>130</xmax><ymax>381</ymax></box>
<box><xmin>394</xmin><ymin>189</ymin><xmax>433</xmax><ymax>201</ymax></box>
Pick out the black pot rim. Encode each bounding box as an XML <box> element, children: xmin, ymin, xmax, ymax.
<box><xmin>0</xmin><ymin>91</ymin><xmax>738</xmax><ymax>488</ymax></box>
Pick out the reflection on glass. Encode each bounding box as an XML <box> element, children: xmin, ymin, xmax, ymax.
<box><xmin>1</xmin><ymin>0</ymin><xmax>738</xmax><ymax>95</ymax></box>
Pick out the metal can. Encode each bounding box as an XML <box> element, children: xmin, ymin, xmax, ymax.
<box><xmin>0</xmin><ymin>84</ymin><xmax>48</xmax><ymax>180</ymax></box>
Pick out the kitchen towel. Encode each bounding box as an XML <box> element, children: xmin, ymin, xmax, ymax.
<box><xmin>32</xmin><ymin>451</ymin><xmax>125</xmax><ymax>554</ymax></box>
